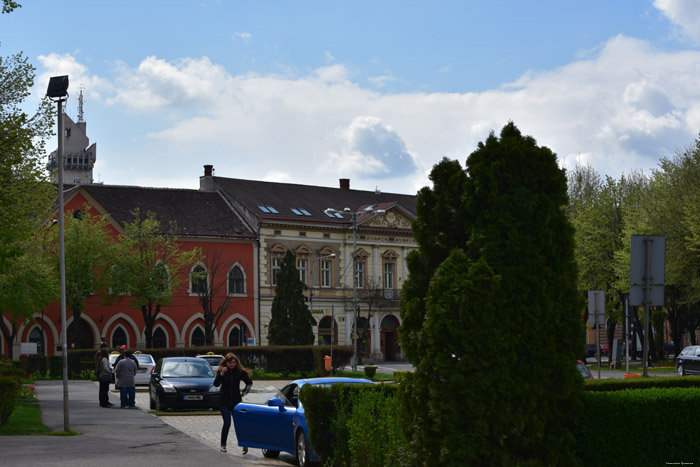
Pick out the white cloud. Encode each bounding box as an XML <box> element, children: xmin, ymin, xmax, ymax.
<box><xmin>654</xmin><ymin>0</ymin><xmax>700</xmax><ymax>43</ymax></box>
<box><xmin>235</xmin><ymin>32</ymin><xmax>252</xmax><ymax>42</ymax></box>
<box><xmin>41</xmin><ymin>34</ymin><xmax>700</xmax><ymax>194</ymax></box>
<box><xmin>322</xmin><ymin>116</ymin><xmax>418</xmax><ymax>178</ymax></box>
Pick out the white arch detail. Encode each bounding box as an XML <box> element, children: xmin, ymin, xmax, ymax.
<box><xmin>153</xmin><ymin>314</ymin><xmax>182</xmax><ymax>344</ymax></box>
<box><xmin>104</xmin><ymin>313</ymin><xmax>142</xmax><ymax>346</ymax></box>
<box><xmin>221</xmin><ymin>313</ymin><xmax>255</xmax><ymax>345</ymax></box>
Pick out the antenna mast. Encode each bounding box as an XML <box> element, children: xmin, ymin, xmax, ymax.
<box><xmin>77</xmin><ymin>85</ymin><xmax>85</xmax><ymax>123</ymax></box>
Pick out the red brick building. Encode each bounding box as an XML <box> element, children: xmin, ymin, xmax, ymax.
<box><xmin>4</xmin><ymin>184</ymin><xmax>257</xmax><ymax>357</ymax></box>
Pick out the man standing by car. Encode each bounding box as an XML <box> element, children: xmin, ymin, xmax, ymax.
<box><xmin>115</xmin><ymin>351</ymin><xmax>138</xmax><ymax>408</ymax></box>
<box><xmin>113</xmin><ymin>345</ymin><xmax>139</xmax><ymax>390</ymax></box>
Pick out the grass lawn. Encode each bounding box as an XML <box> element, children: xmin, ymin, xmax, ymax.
<box><xmin>0</xmin><ymin>399</ymin><xmax>50</xmax><ymax>435</ymax></box>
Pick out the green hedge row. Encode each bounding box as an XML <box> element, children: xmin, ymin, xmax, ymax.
<box><xmin>300</xmin><ymin>377</ymin><xmax>700</xmax><ymax>466</ymax></box>
<box><xmin>577</xmin><ymin>387</ymin><xmax>700</xmax><ymax>465</ymax></box>
<box><xmin>17</xmin><ymin>345</ymin><xmax>354</xmax><ymax>378</ymax></box>
<box><xmin>583</xmin><ymin>375</ymin><xmax>700</xmax><ymax>391</ymax></box>
<box><xmin>300</xmin><ymin>382</ymin><xmax>411</xmax><ymax>466</ymax></box>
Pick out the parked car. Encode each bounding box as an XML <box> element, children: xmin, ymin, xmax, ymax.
<box><xmin>196</xmin><ymin>353</ymin><xmax>224</xmax><ymax>371</ymax></box>
<box><xmin>149</xmin><ymin>357</ymin><xmax>220</xmax><ymax>411</ymax></box>
<box><xmin>676</xmin><ymin>345</ymin><xmax>700</xmax><ymax>376</ymax></box>
<box><xmin>233</xmin><ymin>377</ymin><xmax>373</xmax><ymax>466</ymax></box>
<box><xmin>576</xmin><ymin>360</ymin><xmax>593</xmax><ymax>380</ymax></box>
<box><xmin>585</xmin><ymin>343</ymin><xmax>608</xmax><ymax>360</ymax></box>
<box><xmin>133</xmin><ymin>352</ymin><xmax>156</xmax><ymax>385</ymax></box>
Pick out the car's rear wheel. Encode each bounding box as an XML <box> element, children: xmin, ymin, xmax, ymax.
<box><xmin>262</xmin><ymin>449</ymin><xmax>280</xmax><ymax>459</ymax></box>
<box><xmin>155</xmin><ymin>394</ymin><xmax>167</xmax><ymax>411</ymax></box>
<box><xmin>678</xmin><ymin>363</ymin><xmax>686</xmax><ymax>376</ymax></box>
<box><xmin>296</xmin><ymin>431</ymin><xmax>311</xmax><ymax>467</ymax></box>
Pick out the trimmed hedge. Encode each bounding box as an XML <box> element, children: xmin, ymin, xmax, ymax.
<box><xmin>583</xmin><ymin>375</ymin><xmax>700</xmax><ymax>392</ymax></box>
<box><xmin>300</xmin><ymin>382</ymin><xmax>409</xmax><ymax>466</ymax></box>
<box><xmin>577</xmin><ymin>387</ymin><xmax>700</xmax><ymax>465</ymax></box>
<box><xmin>19</xmin><ymin>345</ymin><xmax>354</xmax><ymax>378</ymax></box>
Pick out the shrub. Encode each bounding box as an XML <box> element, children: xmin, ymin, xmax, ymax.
<box><xmin>363</xmin><ymin>365</ymin><xmax>377</xmax><ymax>379</ymax></box>
<box><xmin>301</xmin><ymin>383</ymin><xmax>408</xmax><ymax>466</ymax></box>
<box><xmin>577</xmin><ymin>387</ymin><xmax>700</xmax><ymax>465</ymax></box>
<box><xmin>0</xmin><ymin>376</ymin><xmax>20</xmax><ymax>425</ymax></box>
<box><xmin>0</xmin><ymin>360</ymin><xmax>24</xmax><ymax>384</ymax></box>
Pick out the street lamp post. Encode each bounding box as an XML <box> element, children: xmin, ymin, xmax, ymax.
<box><xmin>47</xmin><ymin>75</ymin><xmax>70</xmax><ymax>432</ymax></box>
<box><xmin>324</xmin><ymin>206</ymin><xmax>384</xmax><ymax>371</ymax></box>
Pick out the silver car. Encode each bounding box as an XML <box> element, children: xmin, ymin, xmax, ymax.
<box><xmin>110</xmin><ymin>352</ymin><xmax>156</xmax><ymax>385</ymax></box>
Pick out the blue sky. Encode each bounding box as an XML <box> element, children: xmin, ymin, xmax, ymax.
<box><xmin>3</xmin><ymin>1</ymin><xmax>700</xmax><ymax>194</ymax></box>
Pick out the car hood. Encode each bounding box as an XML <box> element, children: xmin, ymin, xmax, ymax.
<box><xmin>161</xmin><ymin>378</ymin><xmax>214</xmax><ymax>391</ymax></box>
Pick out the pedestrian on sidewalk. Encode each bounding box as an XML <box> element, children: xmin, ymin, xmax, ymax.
<box><xmin>114</xmin><ymin>351</ymin><xmax>138</xmax><ymax>408</ymax></box>
<box><xmin>97</xmin><ymin>348</ymin><xmax>113</xmax><ymax>407</ymax></box>
<box><xmin>213</xmin><ymin>353</ymin><xmax>252</xmax><ymax>455</ymax></box>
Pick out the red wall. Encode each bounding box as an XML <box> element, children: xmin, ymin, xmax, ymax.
<box><xmin>3</xmin><ymin>192</ymin><xmax>257</xmax><ymax>357</ymax></box>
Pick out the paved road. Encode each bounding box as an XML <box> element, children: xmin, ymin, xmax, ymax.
<box><xmin>0</xmin><ymin>380</ymin><xmax>293</xmax><ymax>467</ymax></box>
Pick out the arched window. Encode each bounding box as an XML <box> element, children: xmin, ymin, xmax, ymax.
<box><xmin>152</xmin><ymin>328</ymin><xmax>167</xmax><ymax>348</ymax></box>
<box><xmin>191</xmin><ymin>328</ymin><xmax>205</xmax><ymax>347</ymax></box>
<box><xmin>190</xmin><ymin>264</ymin><xmax>208</xmax><ymax>295</ymax></box>
<box><xmin>228</xmin><ymin>326</ymin><xmax>241</xmax><ymax>347</ymax></box>
<box><xmin>112</xmin><ymin>327</ymin><xmax>127</xmax><ymax>348</ymax></box>
<box><xmin>228</xmin><ymin>265</ymin><xmax>245</xmax><ymax>295</ymax></box>
<box><xmin>28</xmin><ymin>327</ymin><xmax>45</xmax><ymax>356</ymax></box>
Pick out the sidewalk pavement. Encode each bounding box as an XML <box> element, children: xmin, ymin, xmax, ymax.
<box><xmin>0</xmin><ymin>380</ymin><xmax>288</xmax><ymax>467</ymax></box>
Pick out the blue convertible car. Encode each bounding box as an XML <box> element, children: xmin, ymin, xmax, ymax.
<box><xmin>233</xmin><ymin>377</ymin><xmax>373</xmax><ymax>466</ymax></box>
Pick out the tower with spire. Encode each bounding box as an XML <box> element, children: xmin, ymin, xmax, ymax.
<box><xmin>46</xmin><ymin>86</ymin><xmax>97</xmax><ymax>184</ymax></box>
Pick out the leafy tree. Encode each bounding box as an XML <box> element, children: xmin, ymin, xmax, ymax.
<box><xmin>109</xmin><ymin>210</ymin><xmax>200</xmax><ymax>348</ymax></box>
<box><xmin>2</xmin><ymin>1</ymin><xmax>20</xmax><ymax>14</ymax></box>
<box><xmin>48</xmin><ymin>206</ymin><xmax>116</xmax><ymax>348</ymax></box>
<box><xmin>268</xmin><ymin>250</ymin><xmax>316</xmax><ymax>345</ymax></box>
<box><xmin>0</xmin><ymin>237</ymin><xmax>56</xmax><ymax>359</ymax></box>
<box><xmin>0</xmin><ymin>4</ymin><xmax>57</xmax><ymax>358</ymax></box>
<box><xmin>400</xmin><ymin>123</ymin><xmax>584</xmax><ymax>466</ymax></box>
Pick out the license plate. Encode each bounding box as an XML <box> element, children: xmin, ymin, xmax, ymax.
<box><xmin>184</xmin><ymin>395</ymin><xmax>203</xmax><ymax>401</ymax></box>
<box><xmin>137</xmin><ymin>369</ymin><xmax>146</xmax><ymax>373</ymax></box>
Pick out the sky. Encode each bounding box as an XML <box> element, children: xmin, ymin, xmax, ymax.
<box><xmin>3</xmin><ymin>0</ymin><xmax>700</xmax><ymax>195</ymax></box>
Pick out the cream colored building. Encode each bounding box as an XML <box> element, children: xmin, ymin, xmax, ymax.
<box><xmin>201</xmin><ymin>166</ymin><xmax>417</xmax><ymax>362</ymax></box>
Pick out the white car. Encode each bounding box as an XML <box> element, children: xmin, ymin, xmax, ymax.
<box><xmin>110</xmin><ymin>352</ymin><xmax>156</xmax><ymax>386</ymax></box>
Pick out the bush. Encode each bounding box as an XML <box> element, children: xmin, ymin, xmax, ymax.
<box><xmin>363</xmin><ymin>365</ymin><xmax>377</xmax><ymax>379</ymax></box>
<box><xmin>301</xmin><ymin>383</ymin><xmax>408</xmax><ymax>466</ymax></box>
<box><xmin>583</xmin><ymin>375</ymin><xmax>700</xmax><ymax>392</ymax></box>
<box><xmin>0</xmin><ymin>360</ymin><xmax>24</xmax><ymax>384</ymax></box>
<box><xmin>0</xmin><ymin>376</ymin><xmax>20</xmax><ymax>425</ymax></box>
<box><xmin>577</xmin><ymin>387</ymin><xmax>700</xmax><ymax>465</ymax></box>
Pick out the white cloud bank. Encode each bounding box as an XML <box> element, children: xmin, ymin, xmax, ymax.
<box><xmin>37</xmin><ymin>32</ymin><xmax>700</xmax><ymax>194</ymax></box>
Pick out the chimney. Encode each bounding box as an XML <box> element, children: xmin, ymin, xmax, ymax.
<box><xmin>200</xmin><ymin>164</ymin><xmax>215</xmax><ymax>192</ymax></box>
<box><xmin>339</xmin><ymin>178</ymin><xmax>350</xmax><ymax>190</ymax></box>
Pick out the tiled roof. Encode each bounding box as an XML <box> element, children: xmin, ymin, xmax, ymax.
<box><xmin>81</xmin><ymin>184</ymin><xmax>254</xmax><ymax>238</ymax></box>
<box><xmin>211</xmin><ymin>177</ymin><xmax>416</xmax><ymax>225</ymax></box>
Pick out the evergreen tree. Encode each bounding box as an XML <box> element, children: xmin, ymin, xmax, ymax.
<box><xmin>268</xmin><ymin>250</ymin><xmax>316</xmax><ymax>345</ymax></box>
<box><xmin>400</xmin><ymin>122</ymin><xmax>584</xmax><ymax>466</ymax></box>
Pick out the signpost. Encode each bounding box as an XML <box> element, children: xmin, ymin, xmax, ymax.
<box><xmin>629</xmin><ymin>235</ymin><xmax>665</xmax><ymax>377</ymax></box>
<box><xmin>588</xmin><ymin>290</ymin><xmax>605</xmax><ymax>379</ymax></box>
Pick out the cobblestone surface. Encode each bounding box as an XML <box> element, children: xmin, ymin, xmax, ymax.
<box><xmin>116</xmin><ymin>381</ymin><xmax>298</xmax><ymax>466</ymax></box>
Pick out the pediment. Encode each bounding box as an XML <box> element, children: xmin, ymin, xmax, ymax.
<box><xmin>365</xmin><ymin>208</ymin><xmax>413</xmax><ymax>229</ymax></box>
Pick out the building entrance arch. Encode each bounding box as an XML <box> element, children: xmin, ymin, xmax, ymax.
<box><xmin>380</xmin><ymin>315</ymin><xmax>400</xmax><ymax>361</ymax></box>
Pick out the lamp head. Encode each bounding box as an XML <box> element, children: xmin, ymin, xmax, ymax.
<box><xmin>47</xmin><ymin>75</ymin><xmax>69</xmax><ymax>99</ymax></box>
